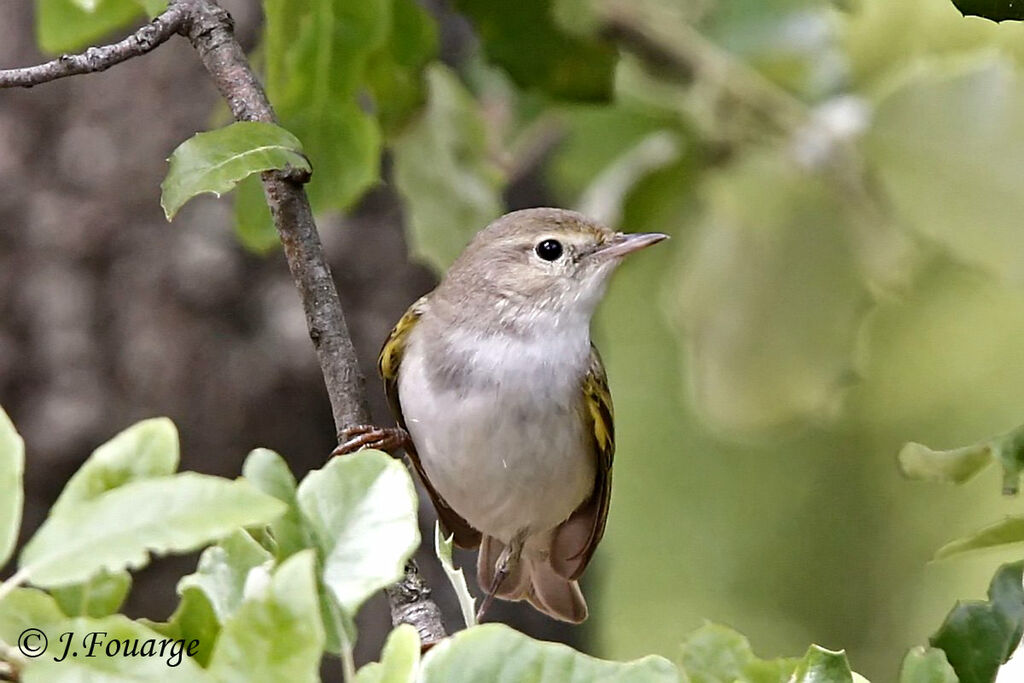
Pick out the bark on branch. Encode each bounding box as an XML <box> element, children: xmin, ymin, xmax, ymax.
<box><xmin>0</xmin><ymin>6</ymin><xmax>187</xmax><ymax>88</ymax></box>
<box><xmin>0</xmin><ymin>0</ymin><xmax>446</xmax><ymax>648</ymax></box>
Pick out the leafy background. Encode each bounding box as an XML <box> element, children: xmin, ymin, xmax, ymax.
<box><xmin>5</xmin><ymin>0</ymin><xmax>1024</xmax><ymax>680</ymax></box>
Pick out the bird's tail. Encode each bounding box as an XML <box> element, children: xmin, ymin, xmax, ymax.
<box><xmin>477</xmin><ymin>535</ymin><xmax>588</xmax><ymax>623</ymax></box>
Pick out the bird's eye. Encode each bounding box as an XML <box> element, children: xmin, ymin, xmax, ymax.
<box><xmin>535</xmin><ymin>239</ymin><xmax>563</xmax><ymax>261</ymax></box>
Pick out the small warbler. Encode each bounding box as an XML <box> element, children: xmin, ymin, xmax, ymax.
<box><xmin>337</xmin><ymin>208</ymin><xmax>666</xmax><ymax>623</ymax></box>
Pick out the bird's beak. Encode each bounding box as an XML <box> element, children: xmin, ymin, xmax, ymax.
<box><xmin>595</xmin><ymin>232</ymin><xmax>669</xmax><ymax>259</ymax></box>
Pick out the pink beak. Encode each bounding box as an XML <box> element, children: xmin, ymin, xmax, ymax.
<box><xmin>596</xmin><ymin>232</ymin><xmax>669</xmax><ymax>259</ymax></box>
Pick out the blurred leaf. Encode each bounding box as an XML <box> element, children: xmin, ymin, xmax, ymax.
<box><xmin>679</xmin><ymin>623</ymin><xmax>757</xmax><ymax>683</ymax></box>
<box><xmin>434</xmin><ymin>522</ymin><xmax>476</xmax><ymax>628</ymax></box>
<box><xmin>242</xmin><ymin>449</ymin><xmax>309</xmax><ymax>559</ymax></box>
<box><xmin>420</xmin><ymin>623</ymin><xmax>680</xmax><ymax>681</ymax></box>
<box><xmin>366</xmin><ymin>0</ymin><xmax>439</xmax><ymax>135</ymax></box>
<box><xmin>677</xmin><ymin>623</ymin><xmax>798</xmax><ymax>683</ymax></box>
<box><xmin>700</xmin><ymin>0</ymin><xmax>841</xmax><ymax>96</ymax></box>
<box><xmin>20</xmin><ymin>473</ymin><xmax>286</xmax><ymax>587</ymax></box>
<box><xmin>576</xmin><ymin>130</ymin><xmax>683</xmax><ymax>227</ymax></box>
<box><xmin>898</xmin><ymin>441</ymin><xmax>993</xmax><ymax>485</ymax></box>
<box><xmin>281</xmin><ymin>105</ymin><xmax>381</xmax><ymax>212</ymax></box>
<box><xmin>263</xmin><ymin>0</ymin><xmax>387</xmax><ymax>212</ymax></box>
<box><xmin>52</xmin><ymin>417</ymin><xmax>178</xmax><ymax>517</ymax></box>
<box><xmin>36</xmin><ymin>0</ymin><xmax>142</xmax><ymax>53</ymax></box>
<box><xmin>899</xmin><ymin>647</ymin><xmax>958</xmax><ymax>683</ymax></box>
<box><xmin>0</xmin><ymin>587</ymin><xmax>65</xmax><ymax>645</ymax></box>
<box><xmin>0</xmin><ymin>406</ymin><xmax>24</xmax><ymax>569</ymax></box>
<box><xmin>296</xmin><ymin>450</ymin><xmax>420</xmax><ymax>616</ymax></box>
<box><xmin>356</xmin><ymin>624</ymin><xmax>420</xmax><ymax>683</ymax></box>
<box><xmin>674</xmin><ymin>151</ymin><xmax>869</xmax><ymax>433</ymax></box>
<box><xmin>547</xmin><ymin>104</ymin><xmax>675</xmax><ymax>200</ymax></box>
<box><xmin>868</xmin><ymin>59</ymin><xmax>1024</xmax><ymax>285</ymax></box>
<box><xmin>51</xmin><ymin>569</ymin><xmax>131</xmax><ymax>618</ymax></box>
<box><xmin>177</xmin><ymin>529</ymin><xmax>274</xmax><ymax>622</ymax></box>
<box><xmin>161</xmin><ymin>122</ymin><xmax>310</xmax><ymax>220</ymax></box>
<box><xmin>950</xmin><ymin>0</ymin><xmax>1024</xmax><ymax>21</ymax></box>
<box><xmin>392</xmin><ymin>65</ymin><xmax>505</xmax><ymax>271</ymax></box>
<box><xmin>135</xmin><ymin>0</ymin><xmax>166</xmax><ymax>16</ymax></box>
<box><xmin>20</xmin><ymin>616</ymin><xmax>210</xmax><ymax>682</ymax></box>
<box><xmin>790</xmin><ymin>646</ymin><xmax>857</xmax><ymax>683</ymax></box>
<box><xmin>206</xmin><ymin>550</ymin><xmax>324</xmax><ymax>683</ymax></box>
<box><xmin>141</xmin><ymin>586</ymin><xmax>220</xmax><ymax>666</ymax></box>
<box><xmin>931</xmin><ymin>561</ymin><xmax>1024</xmax><ymax>683</ymax></box>
<box><xmin>455</xmin><ymin>0</ymin><xmax>616</xmax><ymax>101</ymax></box>
<box><xmin>935</xmin><ymin>517</ymin><xmax>1024</xmax><ymax>560</ymax></box>
<box><xmin>232</xmin><ymin>175</ymin><xmax>279</xmax><ymax>255</ymax></box>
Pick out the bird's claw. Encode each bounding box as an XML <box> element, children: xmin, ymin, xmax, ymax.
<box><xmin>332</xmin><ymin>425</ymin><xmax>410</xmax><ymax>457</ymax></box>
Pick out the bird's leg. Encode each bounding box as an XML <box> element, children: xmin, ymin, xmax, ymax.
<box><xmin>476</xmin><ymin>534</ymin><xmax>525</xmax><ymax>623</ymax></box>
<box><xmin>332</xmin><ymin>425</ymin><xmax>411</xmax><ymax>457</ymax></box>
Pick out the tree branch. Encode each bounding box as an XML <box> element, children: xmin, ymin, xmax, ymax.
<box><xmin>0</xmin><ymin>0</ymin><xmax>447</xmax><ymax>647</ymax></box>
<box><xmin>0</xmin><ymin>7</ymin><xmax>188</xmax><ymax>88</ymax></box>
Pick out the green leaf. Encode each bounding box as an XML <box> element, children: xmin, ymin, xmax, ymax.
<box><xmin>177</xmin><ymin>530</ymin><xmax>274</xmax><ymax>623</ymax></box>
<box><xmin>868</xmin><ymin>60</ymin><xmax>1024</xmax><ymax>285</ymax></box>
<box><xmin>950</xmin><ymin>0</ymin><xmax>1024</xmax><ymax>21</ymax></box>
<box><xmin>141</xmin><ymin>586</ymin><xmax>220</xmax><ymax>667</ymax></box>
<box><xmin>455</xmin><ymin>0</ymin><xmax>616</xmax><ymax>101</ymax></box>
<box><xmin>263</xmin><ymin>0</ymin><xmax>388</xmax><ymax>212</ymax></box>
<box><xmin>898</xmin><ymin>423</ymin><xmax>1024</xmax><ymax>494</ymax></box>
<box><xmin>935</xmin><ymin>517</ymin><xmax>1024</xmax><ymax>560</ymax></box>
<box><xmin>365</xmin><ymin>0</ymin><xmax>439</xmax><ymax>135</ymax></box>
<box><xmin>51</xmin><ymin>569</ymin><xmax>131</xmax><ymax>618</ymax></box>
<box><xmin>0</xmin><ymin>405</ymin><xmax>25</xmax><ymax>569</ymax></box>
<box><xmin>0</xmin><ymin>587</ymin><xmax>66</xmax><ymax>645</ymax></box>
<box><xmin>20</xmin><ymin>616</ymin><xmax>210</xmax><ymax>682</ymax></box>
<box><xmin>38</xmin><ymin>419</ymin><xmax>177</xmax><ymax>620</ymax></box>
<box><xmin>434</xmin><ymin>522</ymin><xmax>476</xmax><ymax>628</ymax></box>
<box><xmin>206</xmin><ymin>550</ymin><xmax>324</xmax><ymax>683</ymax></box>
<box><xmin>52</xmin><ymin>417</ymin><xmax>178</xmax><ymax>517</ymax></box>
<box><xmin>36</xmin><ymin>0</ymin><xmax>142</xmax><ymax>53</ymax></box>
<box><xmin>161</xmin><ymin>122</ymin><xmax>311</xmax><ymax>220</ymax></box>
<box><xmin>232</xmin><ymin>175</ymin><xmax>278</xmax><ymax>255</ymax></box>
<box><xmin>678</xmin><ymin>623</ymin><xmax>756</xmax><ymax>683</ymax></box>
<box><xmin>898</xmin><ymin>441</ymin><xmax>993</xmax><ymax>486</ymax></box>
<box><xmin>899</xmin><ymin>647</ymin><xmax>958</xmax><ymax>683</ymax></box>
<box><xmin>392</xmin><ymin>65</ymin><xmax>506</xmax><ymax>272</ymax></box>
<box><xmin>356</xmin><ymin>624</ymin><xmax>420</xmax><ymax>683</ymax></box>
<box><xmin>677</xmin><ymin>623</ymin><xmax>797</xmax><ymax>683</ymax></box>
<box><xmin>420</xmin><ymin>623</ymin><xmax>680</xmax><ymax>682</ymax></box>
<box><xmin>931</xmin><ymin>561</ymin><xmax>1024</xmax><ymax>683</ymax></box>
<box><xmin>296</xmin><ymin>450</ymin><xmax>420</xmax><ymax>616</ymax></box>
<box><xmin>790</xmin><ymin>646</ymin><xmax>856</xmax><ymax>683</ymax></box>
<box><xmin>242</xmin><ymin>449</ymin><xmax>308</xmax><ymax>559</ymax></box>
<box><xmin>19</xmin><ymin>473</ymin><xmax>286</xmax><ymax>587</ymax></box>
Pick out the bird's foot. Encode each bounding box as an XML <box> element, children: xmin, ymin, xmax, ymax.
<box><xmin>476</xmin><ymin>537</ymin><xmax>523</xmax><ymax>623</ymax></box>
<box><xmin>332</xmin><ymin>425</ymin><xmax>411</xmax><ymax>457</ymax></box>
<box><xmin>476</xmin><ymin>564</ymin><xmax>508</xmax><ymax>623</ymax></box>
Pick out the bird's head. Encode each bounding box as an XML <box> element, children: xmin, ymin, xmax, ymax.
<box><xmin>437</xmin><ymin>208</ymin><xmax>667</xmax><ymax>329</ymax></box>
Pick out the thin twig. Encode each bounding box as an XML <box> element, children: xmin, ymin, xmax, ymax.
<box><xmin>0</xmin><ymin>0</ymin><xmax>447</xmax><ymax>647</ymax></box>
<box><xmin>0</xmin><ymin>6</ymin><xmax>188</xmax><ymax>88</ymax></box>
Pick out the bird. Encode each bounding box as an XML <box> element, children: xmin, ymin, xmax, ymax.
<box><xmin>335</xmin><ymin>207</ymin><xmax>667</xmax><ymax>623</ymax></box>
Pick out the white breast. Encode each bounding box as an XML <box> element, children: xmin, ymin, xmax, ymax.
<box><xmin>398</xmin><ymin>324</ymin><xmax>596</xmax><ymax>543</ymax></box>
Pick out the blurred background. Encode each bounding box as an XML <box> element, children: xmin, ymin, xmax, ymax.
<box><xmin>4</xmin><ymin>0</ymin><xmax>1024</xmax><ymax>679</ymax></box>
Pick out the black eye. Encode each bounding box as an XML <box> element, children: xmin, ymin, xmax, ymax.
<box><xmin>535</xmin><ymin>239</ymin><xmax>563</xmax><ymax>261</ymax></box>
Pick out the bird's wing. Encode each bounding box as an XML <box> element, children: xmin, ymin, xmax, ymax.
<box><xmin>550</xmin><ymin>343</ymin><xmax>615</xmax><ymax>580</ymax></box>
<box><xmin>379</xmin><ymin>297</ymin><xmax>483</xmax><ymax>549</ymax></box>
